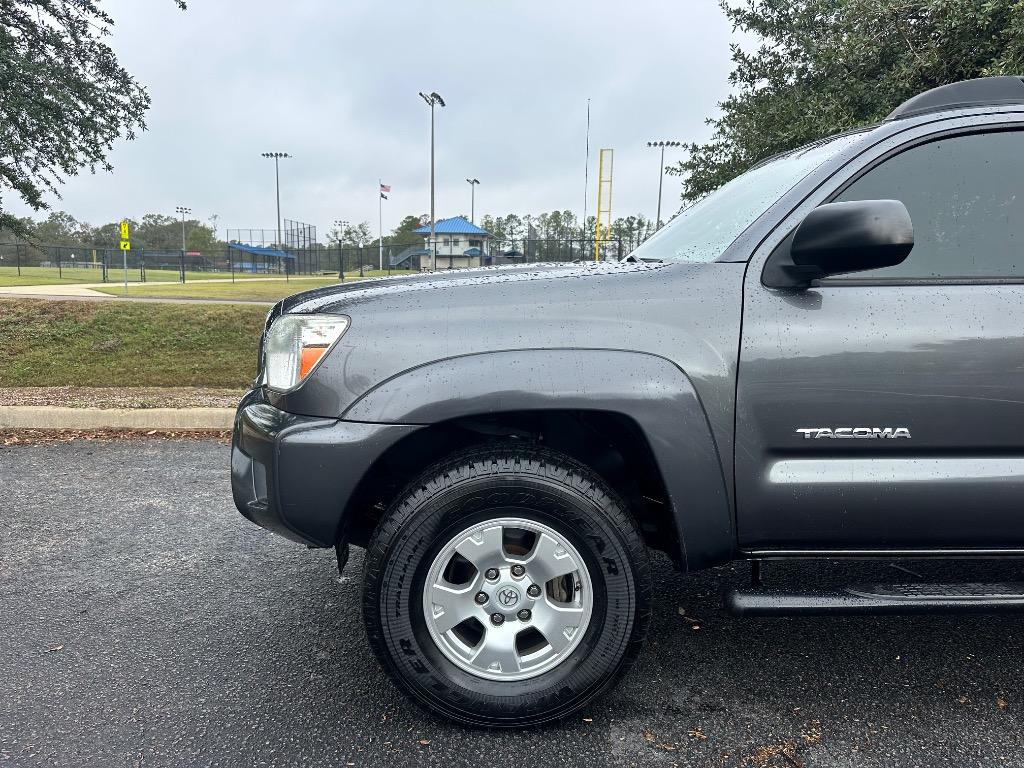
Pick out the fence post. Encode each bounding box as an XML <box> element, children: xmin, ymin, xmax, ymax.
<box><xmin>230</xmin><ymin>250</ymin><xmax>235</xmax><ymax>283</ymax></box>
<box><xmin>140</xmin><ymin>249</ymin><xmax>145</xmax><ymax>282</ymax></box>
<box><xmin>16</xmin><ymin>243</ymin><xmax>22</xmax><ymax>276</ymax></box>
<box><xmin>179</xmin><ymin>250</ymin><xmax>185</xmax><ymax>283</ymax></box>
<box><xmin>57</xmin><ymin>248</ymin><xmax>62</xmax><ymax>279</ymax></box>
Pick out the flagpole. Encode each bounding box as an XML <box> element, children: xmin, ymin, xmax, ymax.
<box><xmin>378</xmin><ymin>180</ymin><xmax>384</xmax><ymax>271</ymax></box>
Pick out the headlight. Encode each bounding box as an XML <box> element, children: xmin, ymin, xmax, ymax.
<box><xmin>264</xmin><ymin>314</ymin><xmax>350</xmax><ymax>391</ymax></box>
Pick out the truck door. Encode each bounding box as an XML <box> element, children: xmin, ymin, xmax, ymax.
<box><xmin>735</xmin><ymin>126</ymin><xmax>1024</xmax><ymax>553</ymax></box>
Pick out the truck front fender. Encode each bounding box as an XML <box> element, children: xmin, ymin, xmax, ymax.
<box><xmin>343</xmin><ymin>349</ymin><xmax>734</xmax><ymax>570</ymax></box>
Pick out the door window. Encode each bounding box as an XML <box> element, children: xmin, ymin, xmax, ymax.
<box><xmin>836</xmin><ymin>130</ymin><xmax>1024</xmax><ymax>279</ymax></box>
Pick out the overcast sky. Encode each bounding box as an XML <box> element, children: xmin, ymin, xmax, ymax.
<box><xmin>12</xmin><ymin>0</ymin><xmax>741</xmax><ymax>238</ymax></box>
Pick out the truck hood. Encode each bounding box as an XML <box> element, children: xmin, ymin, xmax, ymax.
<box><xmin>265</xmin><ymin>258</ymin><xmax>746</xmax><ymax>428</ymax></box>
<box><xmin>279</xmin><ymin>260</ymin><xmax>666</xmax><ymax>315</ymax></box>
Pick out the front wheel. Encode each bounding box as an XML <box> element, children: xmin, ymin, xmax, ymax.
<box><xmin>362</xmin><ymin>447</ymin><xmax>651</xmax><ymax>727</ymax></box>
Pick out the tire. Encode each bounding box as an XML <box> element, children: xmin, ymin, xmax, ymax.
<box><xmin>362</xmin><ymin>446</ymin><xmax>651</xmax><ymax>727</ymax></box>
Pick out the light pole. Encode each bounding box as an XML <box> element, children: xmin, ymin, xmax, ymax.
<box><xmin>335</xmin><ymin>219</ymin><xmax>358</xmax><ymax>276</ymax></box>
<box><xmin>261</xmin><ymin>152</ymin><xmax>291</xmax><ymax>248</ymax></box>
<box><xmin>333</xmin><ymin>219</ymin><xmax>349</xmax><ymax>245</ymax></box>
<box><xmin>333</xmin><ymin>219</ymin><xmax>346</xmax><ymax>278</ymax></box>
<box><xmin>466</xmin><ymin>178</ymin><xmax>480</xmax><ymax>223</ymax></box>
<box><xmin>419</xmin><ymin>91</ymin><xmax>445</xmax><ymax>270</ymax></box>
<box><xmin>647</xmin><ymin>141</ymin><xmax>682</xmax><ymax>230</ymax></box>
<box><xmin>175</xmin><ymin>206</ymin><xmax>191</xmax><ymax>252</ymax></box>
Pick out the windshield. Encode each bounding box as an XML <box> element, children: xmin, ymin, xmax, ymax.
<box><xmin>628</xmin><ymin>132</ymin><xmax>865</xmax><ymax>263</ymax></box>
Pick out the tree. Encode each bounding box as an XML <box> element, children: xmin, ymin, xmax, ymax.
<box><xmin>385</xmin><ymin>215</ymin><xmax>429</xmax><ymax>247</ymax></box>
<box><xmin>186</xmin><ymin>224</ymin><xmax>218</xmax><ymax>253</ymax></box>
<box><xmin>31</xmin><ymin>211</ymin><xmax>87</xmax><ymax>245</ymax></box>
<box><xmin>327</xmin><ymin>221</ymin><xmax>372</xmax><ymax>248</ymax></box>
<box><xmin>671</xmin><ymin>0</ymin><xmax>1024</xmax><ymax>204</ymax></box>
<box><xmin>89</xmin><ymin>221</ymin><xmax>120</xmax><ymax>248</ymax></box>
<box><xmin>0</xmin><ymin>1</ymin><xmax>186</xmax><ymax>237</ymax></box>
<box><xmin>611</xmin><ymin>214</ymin><xmax>655</xmax><ymax>252</ymax></box>
<box><xmin>134</xmin><ymin>214</ymin><xmax>179</xmax><ymax>250</ymax></box>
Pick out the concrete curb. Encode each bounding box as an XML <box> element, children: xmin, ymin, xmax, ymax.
<box><xmin>0</xmin><ymin>406</ymin><xmax>234</xmax><ymax>430</ymax></box>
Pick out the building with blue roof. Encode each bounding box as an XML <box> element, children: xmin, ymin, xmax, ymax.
<box><xmin>412</xmin><ymin>216</ymin><xmax>492</xmax><ymax>268</ymax></box>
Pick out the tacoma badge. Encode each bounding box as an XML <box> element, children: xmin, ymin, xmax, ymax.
<box><xmin>796</xmin><ymin>427</ymin><xmax>911</xmax><ymax>439</ymax></box>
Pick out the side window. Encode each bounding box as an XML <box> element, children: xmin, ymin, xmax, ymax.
<box><xmin>835</xmin><ymin>130</ymin><xmax>1024</xmax><ymax>279</ymax></box>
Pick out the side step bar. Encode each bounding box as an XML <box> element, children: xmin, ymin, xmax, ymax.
<box><xmin>726</xmin><ymin>582</ymin><xmax>1024</xmax><ymax>616</ymax></box>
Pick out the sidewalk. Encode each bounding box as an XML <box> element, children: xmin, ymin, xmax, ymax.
<box><xmin>0</xmin><ymin>283</ymin><xmax>109</xmax><ymax>298</ymax></box>
<box><xmin>0</xmin><ymin>406</ymin><xmax>234</xmax><ymax>430</ymax></box>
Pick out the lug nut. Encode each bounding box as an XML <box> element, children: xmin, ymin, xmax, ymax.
<box><xmin>517</xmin><ymin>609</ymin><xmax>532</xmax><ymax>621</ymax></box>
<box><xmin>490</xmin><ymin>613</ymin><xmax>505</xmax><ymax>626</ymax></box>
<box><xmin>527</xmin><ymin>584</ymin><xmax>541</xmax><ymax>598</ymax></box>
<box><xmin>474</xmin><ymin>591</ymin><xmax>488</xmax><ymax>605</ymax></box>
<box><xmin>511</xmin><ymin>564</ymin><xmax>526</xmax><ymax>578</ymax></box>
<box><xmin>485</xmin><ymin>568</ymin><xmax>500</xmax><ymax>581</ymax></box>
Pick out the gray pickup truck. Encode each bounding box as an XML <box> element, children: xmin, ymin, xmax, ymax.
<box><xmin>232</xmin><ymin>77</ymin><xmax>1024</xmax><ymax>727</ymax></box>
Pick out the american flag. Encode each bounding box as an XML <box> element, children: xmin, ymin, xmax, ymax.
<box><xmin>379</xmin><ymin>182</ymin><xmax>391</xmax><ymax>199</ymax></box>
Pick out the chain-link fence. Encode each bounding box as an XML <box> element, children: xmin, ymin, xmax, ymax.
<box><xmin>0</xmin><ymin>238</ymin><xmax>626</xmax><ymax>286</ymax></box>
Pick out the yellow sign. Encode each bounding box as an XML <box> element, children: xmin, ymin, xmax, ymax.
<box><xmin>120</xmin><ymin>220</ymin><xmax>130</xmax><ymax>239</ymax></box>
<box><xmin>120</xmin><ymin>241</ymin><xmax>131</xmax><ymax>251</ymax></box>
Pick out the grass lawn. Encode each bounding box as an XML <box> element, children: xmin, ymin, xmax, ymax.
<box><xmin>92</xmin><ymin>277</ymin><xmax>350</xmax><ymax>302</ymax></box>
<box><xmin>0</xmin><ymin>265</ymin><xmax>296</xmax><ymax>287</ymax></box>
<box><xmin>0</xmin><ymin>299</ymin><xmax>266</xmax><ymax>388</ymax></box>
<box><xmin>0</xmin><ymin>266</ymin><xmax>110</xmax><ymax>286</ymax></box>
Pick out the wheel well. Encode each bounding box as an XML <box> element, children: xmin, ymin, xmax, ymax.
<box><xmin>343</xmin><ymin>410</ymin><xmax>680</xmax><ymax>564</ymax></box>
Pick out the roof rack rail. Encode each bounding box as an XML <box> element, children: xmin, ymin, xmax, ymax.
<box><xmin>886</xmin><ymin>76</ymin><xmax>1024</xmax><ymax>121</ymax></box>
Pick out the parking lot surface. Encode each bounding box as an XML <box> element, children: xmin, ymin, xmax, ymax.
<box><xmin>2</xmin><ymin>438</ymin><xmax>1022</xmax><ymax>767</ymax></box>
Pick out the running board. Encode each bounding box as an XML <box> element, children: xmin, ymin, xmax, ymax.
<box><xmin>726</xmin><ymin>582</ymin><xmax>1024</xmax><ymax>616</ymax></box>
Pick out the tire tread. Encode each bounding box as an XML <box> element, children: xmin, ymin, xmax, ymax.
<box><xmin>362</xmin><ymin>444</ymin><xmax>652</xmax><ymax>727</ymax></box>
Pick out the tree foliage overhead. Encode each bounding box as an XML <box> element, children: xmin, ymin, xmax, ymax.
<box><xmin>0</xmin><ymin>1</ymin><xmax>185</xmax><ymax>236</ymax></box>
<box><xmin>672</xmin><ymin>0</ymin><xmax>1024</xmax><ymax>203</ymax></box>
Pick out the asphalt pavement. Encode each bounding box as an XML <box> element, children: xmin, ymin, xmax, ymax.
<box><xmin>2</xmin><ymin>438</ymin><xmax>1022</xmax><ymax>767</ymax></box>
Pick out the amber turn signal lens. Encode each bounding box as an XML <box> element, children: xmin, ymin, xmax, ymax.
<box><xmin>299</xmin><ymin>346</ymin><xmax>328</xmax><ymax>380</ymax></box>
<box><xmin>264</xmin><ymin>315</ymin><xmax>349</xmax><ymax>391</ymax></box>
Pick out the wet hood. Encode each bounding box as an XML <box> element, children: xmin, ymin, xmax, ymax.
<box><xmin>263</xmin><ymin>257</ymin><xmax>746</xmax><ymax>424</ymax></box>
<box><xmin>279</xmin><ymin>260</ymin><xmax>666</xmax><ymax>315</ymax></box>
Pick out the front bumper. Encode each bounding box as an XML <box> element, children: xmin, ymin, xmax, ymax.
<box><xmin>230</xmin><ymin>389</ymin><xmax>421</xmax><ymax>548</ymax></box>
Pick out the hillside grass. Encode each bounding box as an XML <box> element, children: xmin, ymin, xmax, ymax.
<box><xmin>0</xmin><ymin>299</ymin><xmax>267</xmax><ymax>388</ymax></box>
<box><xmin>92</xmin><ymin>277</ymin><xmax>349</xmax><ymax>302</ymax></box>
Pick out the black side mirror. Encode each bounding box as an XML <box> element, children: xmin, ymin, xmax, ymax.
<box><xmin>762</xmin><ymin>199</ymin><xmax>914</xmax><ymax>289</ymax></box>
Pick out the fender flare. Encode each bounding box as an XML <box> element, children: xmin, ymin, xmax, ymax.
<box><xmin>343</xmin><ymin>349</ymin><xmax>734</xmax><ymax>570</ymax></box>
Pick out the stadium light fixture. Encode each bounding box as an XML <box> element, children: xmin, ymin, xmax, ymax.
<box><xmin>419</xmin><ymin>92</ymin><xmax>445</xmax><ymax>269</ymax></box>
<box><xmin>333</xmin><ymin>219</ymin><xmax>350</xmax><ymax>244</ymax></box>
<box><xmin>261</xmin><ymin>152</ymin><xmax>291</xmax><ymax>249</ymax></box>
<box><xmin>646</xmin><ymin>141</ymin><xmax>683</xmax><ymax>230</ymax></box>
<box><xmin>175</xmin><ymin>205</ymin><xmax>192</xmax><ymax>252</ymax></box>
<box><xmin>466</xmin><ymin>178</ymin><xmax>480</xmax><ymax>223</ymax></box>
